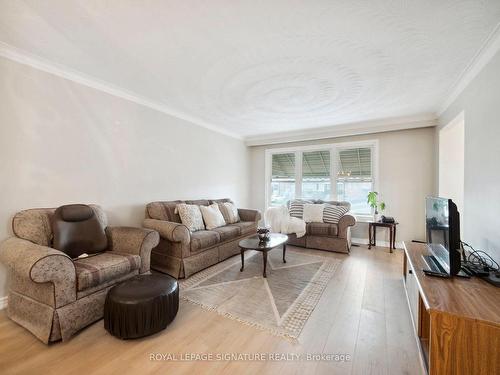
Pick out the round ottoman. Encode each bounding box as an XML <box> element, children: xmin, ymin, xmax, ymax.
<box><xmin>104</xmin><ymin>274</ymin><xmax>179</xmax><ymax>339</ymax></box>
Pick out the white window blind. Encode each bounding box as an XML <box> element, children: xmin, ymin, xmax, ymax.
<box><xmin>334</xmin><ymin>146</ymin><xmax>373</xmax><ymax>215</ymax></box>
<box><xmin>301</xmin><ymin>150</ymin><xmax>331</xmax><ymax>201</ymax></box>
<box><xmin>270</xmin><ymin>153</ymin><xmax>295</xmax><ymax>206</ymax></box>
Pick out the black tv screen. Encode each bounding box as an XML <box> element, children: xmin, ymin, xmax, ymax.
<box><xmin>425</xmin><ymin>197</ymin><xmax>461</xmax><ymax>275</ymax></box>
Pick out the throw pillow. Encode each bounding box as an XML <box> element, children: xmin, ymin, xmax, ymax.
<box><xmin>289</xmin><ymin>199</ymin><xmax>312</xmax><ymax>218</ymax></box>
<box><xmin>303</xmin><ymin>203</ymin><xmax>325</xmax><ymax>223</ymax></box>
<box><xmin>176</xmin><ymin>204</ymin><xmax>205</xmax><ymax>232</ymax></box>
<box><xmin>200</xmin><ymin>203</ymin><xmax>226</xmax><ymax>230</ymax></box>
<box><xmin>323</xmin><ymin>205</ymin><xmax>350</xmax><ymax>224</ymax></box>
<box><xmin>218</xmin><ymin>202</ymin><xmax>240</xmax><ymax>224</ymax></box>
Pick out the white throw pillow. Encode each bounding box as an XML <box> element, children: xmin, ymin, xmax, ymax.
<box><xmin>176</xmin><ymin>204</ymin><xmax>205</xmax><ymax>232</ymax></box>
<box><xmin>200</xmin><ymin>203</ymin><xmax>226</xmax><ymax>230</ymax></box>
<box><xmin>302</xmin><ymin>204</ymin><xmax>325</xmax><ymax>223</ymax></box>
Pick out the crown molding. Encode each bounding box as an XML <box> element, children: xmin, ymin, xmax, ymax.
<box><xmin>244</xmin><ymin>114</ymin><xmax>438</xmax><ymax>146</ymax></box>
<box><xmin>437</xmin><ymin>22</ymin><xmax>500</xmax><ymax>116</ymax></box>
<box><xmin>0</xmin><ymin>42</ymin><xmax>242</xmax><ymax>140</ymax></box>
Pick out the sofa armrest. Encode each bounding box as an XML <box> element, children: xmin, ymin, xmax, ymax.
<box><xmin>238</xmin><ymin>208</ymin><xmax>262</xmax><ymax>223</ymax></box>
<box><xmin>105</xmin><ymin>226</ymin><xmax>160</xmax><ymax>273</ymax></box>
<box><xmin>143</xmin><ymin>219</ymin><xmax>191</xmax><ymax>244</ymax></box>
<box><xmin>0</xmin><ymin>237</ymin><xmax>76</xmax><ymax>307</ymax></box>
<box><xmin>338</xmin><ymin>214</ymin><xmax>356</xmax><ymax>239</ymax></box>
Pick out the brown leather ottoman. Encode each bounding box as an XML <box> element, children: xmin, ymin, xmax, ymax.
<box><xmin>104</xmin><ymin>274</ymin><xmax>179</xmax><ymax>339</ymax></box>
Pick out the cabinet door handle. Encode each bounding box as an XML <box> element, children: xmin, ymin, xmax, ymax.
<box><xmin>409</xmin><ymin>269</ymin><xmax>413</xmax><ymax>274</ymax></box>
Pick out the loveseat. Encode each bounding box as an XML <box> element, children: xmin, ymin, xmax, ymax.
<box><xmin>143</xmin><ymin>199</ymin><xmax>261</xmax><ymax>278</ymax></box>
<box><xmin>0</xmin><ymin>205</ymin><xmax>159</xmax><ymax>343</ymax></box>
<box><xmin>286</xmin><ymin>200</ymin><xmax>356</xmax><ymax>253</ymax></box>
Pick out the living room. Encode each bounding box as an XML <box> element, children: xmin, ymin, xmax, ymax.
<box><xmin>0</xmin><ymin>2</ymin><xmax>499</xmax><ymax>374</ymax></box>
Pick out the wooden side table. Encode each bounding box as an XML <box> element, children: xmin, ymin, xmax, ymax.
<box><xmin>368</xmin><ymin>221</ymin><xmax>399</xmax><ymax>252</ymax></box>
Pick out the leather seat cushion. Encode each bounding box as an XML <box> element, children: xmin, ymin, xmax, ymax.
<box><xmin>190</xmin><ymin>230</ymin><xmax>221</xmax><ymax>253</ymax></box>
<box><xmin>306</xmin><ymin>222</ymin><xmax>338</xmax><ymax>237</ymax></box>
<box><xmin>228</xmin><ymin>221</ymin><xmax>256</xmax><ymax>235</ymax></box>
<box><xmin>74</xmin><ymin>252</ymin><xmax>141</xmax><ymax>291</ymax></box>
<box><xmin>212</xmin><ymin>225</ymin><xmax>241</xmax><ymax>242</ymax></box>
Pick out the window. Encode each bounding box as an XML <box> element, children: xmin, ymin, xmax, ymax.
<box><xmin>265</xmin><ymin>141</ymin><xmax>377</xmax><ymax>217</ymax></box>
<box><xmin>270</xmin><ymin>153</ymin><xmax>295</xmax><ymax>206</ymax></box>
<box><xmin>335</xmin><ymin>147</ymin><xmax>373</xmax><ymax>215</ymax></box>
<box><xmin>302</xmin><ymin>151</ymin><xmax>331</xmax><ymax>201</ymax></box>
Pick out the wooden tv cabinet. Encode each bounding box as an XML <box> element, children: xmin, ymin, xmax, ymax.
<box><xmin>403</xmin><ymin>241</ymin><xmax>500</xmax><ymax>375</ymax></box>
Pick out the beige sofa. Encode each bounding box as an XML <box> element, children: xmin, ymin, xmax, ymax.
<box><xmin>143</xmin><ymin>199</ymin><xmax>261</xmax><ymax>279</ymax></box>
<box><xmin>286</xmin><ymin>200</ymin><xmax>356</xmax><ymax>253</ymax></box>
<box><xmin>0</xmin><ymin>205</ymin><xmax>159</xmax><ymax>343</ymax></box>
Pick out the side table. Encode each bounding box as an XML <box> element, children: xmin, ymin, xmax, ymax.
<box><xmin>368</xmin><ymin>221</ymin><xmax>399</xmax><ymax>252</ymax></box>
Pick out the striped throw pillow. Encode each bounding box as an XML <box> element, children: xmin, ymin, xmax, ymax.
<box><xmin>323</xmin><ymin>205</ymin><xmax>349</xmax><ymax>224</ymax></box>
<box><xmin>289</xmin><ymin>200</ymin><xmax>312</xmax><ymax>219</ymax></box>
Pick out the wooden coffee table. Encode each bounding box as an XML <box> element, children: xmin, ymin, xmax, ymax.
<box><xmin>239</xmin><ymin>233</ymin><xmax>288</xmax><ymax>278</ymax></box>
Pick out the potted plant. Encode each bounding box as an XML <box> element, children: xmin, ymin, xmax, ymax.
<box><xmin>367</xmin><ymin>191</ymin><xmax>386</xmax><ymax>222</ymax></box>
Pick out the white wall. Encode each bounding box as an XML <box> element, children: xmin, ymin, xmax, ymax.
<box><xmin>0</xmin><ymin>56</ymin><xmax>250</xmax><ymax>299</ymax></box>
<box><xmin>439</xmin><ymin>112</ymin><xmax>465</xmax><ymax>233</ymax></box>
<box><xmin>439</xmin><ymin>49</ymin><xmax>500</xmax><ymax>262</ymax></box>
<box><xmin>249</xmin><ymin>127</ymin><xmax>436</xmax><ymax>245</ymax></box>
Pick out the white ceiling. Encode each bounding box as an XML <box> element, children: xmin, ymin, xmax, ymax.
<box><xmin>1</xmin><ymin>1</ymin><xmax>500</xmax><ymax>139</ymax></box>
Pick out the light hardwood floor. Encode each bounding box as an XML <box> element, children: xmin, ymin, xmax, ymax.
<box><xmin>0</xmin><ymin>245</ymin><xmax>424</xmax><ymax>375</ymax></box>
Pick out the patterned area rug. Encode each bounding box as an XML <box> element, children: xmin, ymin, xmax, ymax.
<box><xmin>180</xmin><ymin>249</ymin><xmax>340</xmax><ymax>341</ymax></box>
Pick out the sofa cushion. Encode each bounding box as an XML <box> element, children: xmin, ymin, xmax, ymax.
<box><xmin>212</xmin><ymin>225</ymin><xmax>241</xmax><ymax>242</ymax></box>
<box><xmin>185</xmin><ymin>199</ymin><xmax>210</xmax><ymax>207</ymax></box>
<box><xmin>317</xmin><ymin>200</ymin><xmax>351</xmax><ymax>210</ymax></box>
<box><xmin>74</xmin><ymin>252</ymin><xmax>141</xmax><ymax>291</ymax></box>
<box><xmin>228</xmin><ymin>221</ymin><xmax>256</xmax><ymax>235</ymax></box>
<box><xmin>190</xmin><ymin>230</ymin><xmax>221</xmax><ymax>253</ymax></box>
<box><xmin>306</xmin><ymin>222</ymin><xmax>338</xmax><ymax>237</ymax></box>
<box><xmin>147</xmin><ymin>201</ymin><xmax>184</xmax><ymax>223</ymax></box>
<box><xmin>210</xmin><ymin>198</ymin><xmax>233</xmax><ymax>205</ymax></box>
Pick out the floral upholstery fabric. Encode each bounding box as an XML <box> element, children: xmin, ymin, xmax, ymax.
<box><xmin>306</xmin><ymin>222</ymin><xmax>339</xmax><ymax>237</ymax></box>
<box><xmin>212</xmin><ymin>225</ymin><xmax>241</xmax><ymax>242</ymax></box>
<box><xmin>144</xmin><ymin>199</ymin><xmax>262</xmax><ymax>279</ymax></box>
<box><xmin>74</xmin><ymin>252</ymin><xmax>141</xmax><ymax>291</ymax></box>
<box><xmin>190</xmin><ymin>230</ymin><xmax>221</xmax><ymax>253</ymax></box>
<box><xmin>227</xmin><ymin>221</ymin><xmax>256</xmax><ymax>235</ymax></box>
<box><xmin>0</xmin><ymin>206</ymin><xmax>158</xmax><ymax>343</ymax></box>
<box><xmin>147</xmin><ymin>200</ymin><xmax>183</xmax><ymax>223</ymax></box>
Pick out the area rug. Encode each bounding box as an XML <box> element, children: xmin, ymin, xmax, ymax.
<box><xmin>179</xmin><ymin>249</ymin><xmax>340</xmax><ymax>341</ymax></box>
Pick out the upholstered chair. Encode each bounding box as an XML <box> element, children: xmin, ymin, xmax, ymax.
<box><xmin>0</xmin><ymin>205</ymin><xmax>159</xmax><ymax>344</ymax></box>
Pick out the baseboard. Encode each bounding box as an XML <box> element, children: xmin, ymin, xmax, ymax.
<box><xmin>0</xmin><ymin>295</ymin><xmax>8</xmax><ymax>310</ymax></box>
<box><xmin>352</xmin><ymin>237</ymin><xmax>403</xmax><ymax>249</ymax></box>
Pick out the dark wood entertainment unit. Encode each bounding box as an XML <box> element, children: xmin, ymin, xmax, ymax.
<box><xmin>403</xmin><ymin>241</ymin><xmax>500</xmax><ymax>375</ymax></box>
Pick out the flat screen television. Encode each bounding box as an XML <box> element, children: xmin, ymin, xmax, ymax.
<box><xmin>425</xmin><ymin>197</ymin><xmax>461</xmax><ymax>276</ymax></box>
